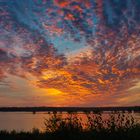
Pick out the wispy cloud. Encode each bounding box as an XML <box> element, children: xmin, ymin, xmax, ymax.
<box><xmin>0</xmin><ymin>0</ymin><xmax>140</xmax><ymax>106</ymax></box>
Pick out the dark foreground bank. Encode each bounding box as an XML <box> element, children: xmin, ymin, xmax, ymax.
<box><xmin>0</xmin><ymin>111</ymin><xmax>140</xmax><ymax>140</ymax></box>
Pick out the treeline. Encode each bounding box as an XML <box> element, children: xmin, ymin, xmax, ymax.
<box><xmin>0</xmin><ymin>106</ymin><xmax>139</xmax><ymax>112</ymax></box>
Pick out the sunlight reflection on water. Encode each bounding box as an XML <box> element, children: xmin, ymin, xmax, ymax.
<box><xmin>0</xmin><ymin>112</ymin><xmax>139</xmax><ymax>131</ymax></box>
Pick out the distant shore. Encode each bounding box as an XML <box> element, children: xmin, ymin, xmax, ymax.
<box><xmin>0</xmin><ymin>106</ymin><xmax>139</xmax><ymax>112</ymax></box>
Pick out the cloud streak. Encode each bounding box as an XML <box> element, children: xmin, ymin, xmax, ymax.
<box><xmin>0</xmin><ymin>0</ymin><xmax>140</xmax><ymax>106</ymax></box>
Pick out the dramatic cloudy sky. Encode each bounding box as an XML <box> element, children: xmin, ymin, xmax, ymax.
<box><xmin>0</xmin><ymin>0</ymin><xmax>140</xmax><ymax>107</ymax></box>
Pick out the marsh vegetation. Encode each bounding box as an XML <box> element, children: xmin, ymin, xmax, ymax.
<box><xmin>0</xmin><ymin>111</ymin><xmax>140</xmax><ymax>140</ymax></box>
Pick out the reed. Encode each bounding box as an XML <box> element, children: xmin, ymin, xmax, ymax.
<box><xmin>0</xmin><ymin>111</ymin><xmax>140</xmax><ymax>140</ymax></box>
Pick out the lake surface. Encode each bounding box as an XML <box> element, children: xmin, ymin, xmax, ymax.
<box><xmin>0</xmin><ymin>112</ymin><xmax>140</xmax><ymax>131</ymax></box>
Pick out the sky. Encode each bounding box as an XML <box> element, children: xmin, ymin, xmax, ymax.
<box><xmin>0</xmin><ymin>0</ymin><xmax>140</xmax><ymax>107</ymax></box>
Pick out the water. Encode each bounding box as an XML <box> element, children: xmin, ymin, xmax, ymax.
<box><xmin>0</xmin><ymin>112</ymin><xmax>48</xmax><ymax>131</ymax></box>
<box><xmin>0</xmin><ymin>112</ymin><xmax>140</xmax><ymax>131</ymax></box>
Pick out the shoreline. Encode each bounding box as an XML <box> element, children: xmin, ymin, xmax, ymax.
<box><xmin>0</xmin><ymin>106</ymin><xmax>139</xmax><ymax>112</ymax></box>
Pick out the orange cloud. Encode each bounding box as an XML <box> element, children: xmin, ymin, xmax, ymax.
<box><xmin>54</xmin><ymin>0</ymin><xmax>70</xmax><ymax>8</ymax></box>
<box><xmin>0</xmin><ymin>0</ymin><xmax>140</xmax><ymax>106</ymax></box>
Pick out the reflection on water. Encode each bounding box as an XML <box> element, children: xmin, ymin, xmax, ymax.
<box><xmin>0</xmin><ymin>112</ymin><xmax>139</xmax><ymax>131</ymax></box>
<box><xmin>0</xmin><ymin>112</ymin><xmax>48</xmax><ymax>131</ymax></box>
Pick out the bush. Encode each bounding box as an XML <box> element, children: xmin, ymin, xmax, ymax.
<box><xmin>0</xmin><ymin>111</ymin><xmax>140</xmax><ymax>140</ymax></box>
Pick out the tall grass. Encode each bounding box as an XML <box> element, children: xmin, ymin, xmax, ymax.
<box><xmin>44</xmin><ymin>112</ymin><xmax>83</xmax><ymax>133</ymax></box>
<box><xmin>0</xmin><ymin>111</ymin><xmax>140</xmax><ymax>140</ymax></box>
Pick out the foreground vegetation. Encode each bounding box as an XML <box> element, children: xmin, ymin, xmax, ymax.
<box><xmin>0</xmin><ymin>111</ymin><xmax>140</xmax><ymax>140</ymax></box>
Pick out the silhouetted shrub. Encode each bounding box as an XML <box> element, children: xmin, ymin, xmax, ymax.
<box><xmin>0</xmin><ymin>111</ymin><xmax>140</xmax><ymax>140</ymax></box>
